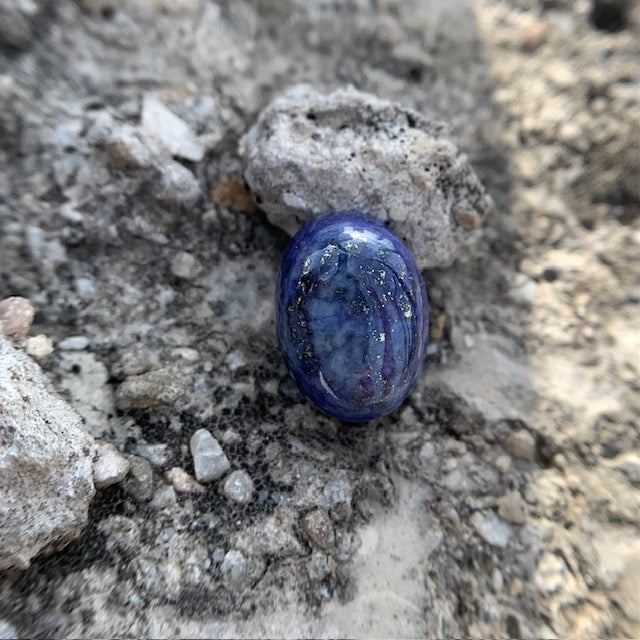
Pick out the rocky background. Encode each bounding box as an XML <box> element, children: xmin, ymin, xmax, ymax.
<box><xmin>0</xmin><ymin>0</ymin><xmax>638</xmax><ymax>638</ymax></box>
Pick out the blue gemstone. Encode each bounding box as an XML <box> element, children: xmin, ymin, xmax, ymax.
<box><xmin>276</xmin><ymin>211</ymin><xmax>429</xmax><ymax>422</ymax></box>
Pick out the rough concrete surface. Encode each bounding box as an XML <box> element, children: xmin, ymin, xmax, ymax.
<box><xmin>0</xmin><ymin>0</ymin><xmax>638</xmax><ymax>638</ymax></box>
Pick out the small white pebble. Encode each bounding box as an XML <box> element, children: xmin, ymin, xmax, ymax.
<box><xmin>58</xmin><ymin>335</ymin><xmax>90</xmax><ymax>351</ymax></box>
<box><xmin>25</xmin><ymin>334</ymin><xmax>54</xmax><ymax>362</ymax></box>
<box><xmin>93</xmin><ymin>442</ymin><xmax>130</xmax><ymax>489</ymax></box>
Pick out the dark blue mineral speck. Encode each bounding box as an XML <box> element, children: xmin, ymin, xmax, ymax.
<box><xmin>276</xmin><ymin>211</ymin><xmax>429</xmax><ymax>422</ymax></box>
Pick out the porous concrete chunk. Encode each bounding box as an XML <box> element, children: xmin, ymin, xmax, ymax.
<box><xmin>0</xmin><ymin>335</ymin><xmax>95</xmax><ymax>569</ymax></box>
<box><xmin>190</xmin><ymin>429</ymin><xmax>231</xmax><ymax>482</ymax></box>
<box><xmin>141</xmin><ymin>94</ymin><xmax>205</xmax><ymax>162</ymax></box>
<box><xmin>93</xmin><ymin>441</ymin><xmax>130</xmax><ymax>489</ymax></box>
<box><xmin>223</xmin><ymin>469</ymin><xmax>254</xmax><ymax>504</ymax></box>
<box><xmin>241</xmin><ymin>84</ymin><xmax>492</xmax><ymax>268</ymax></box>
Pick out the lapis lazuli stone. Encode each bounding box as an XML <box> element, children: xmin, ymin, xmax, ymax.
<box><xmin>276</xmin><ymin>211</ymin><xmax>429</xmax><ymax>422</ymax></box>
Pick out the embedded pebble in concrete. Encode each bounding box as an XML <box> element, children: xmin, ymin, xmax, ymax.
<box><xmin>135</xmin><ymin>443</ymin><xmax>170</xmax><ymax>467</ymax></box>
<box><xmin>0</xmin><ymin>296</ymin><xmax>34</xmax><ymax>340</ymax></box>
<box><xmin>303</xmin><ymin>509</ymin><xmax>335</xmax><ymax>550</ymax></box>
<box><xmin>115</xmin><ymin>369</ymin><xmax>182</xmax><ymax>411</ymax></box>
<box><xmin>503</xmin><ymin>430</ymin><xmax>537</xmax><ymax>461</ymax></box>
<box><xmin>58</xmin><ymin>335</ymin><xmax>90</xmax><ymax>351</ymax></box>
<box><xmin>141</xmin><ymin>94</ymin><xmax>204</xmax><ymax>163</ymax></box>
<box><xmin>170</xmin><ymin>251</ymin><xmax>202</xmax><ymax>280</ymax></box>
<box><xmin>149</xmin><ymin>484</ymin><xmax>178</xmax><ymax>510</ymax></box>
<box><xmin>93</xmin><ymin>441</ymin><xmax>130</xmax><ymax>489</ymax></box>
<box><xmin>220</xmin><ymin>550</ymin><xmax>247</xmax><ymax>588</ymax></box>
<box><xmin>25</xmin><ymin>334</ymin><xmax>53</xmax><ymax>362</ymax></box>
<box><xmin>190</xmin><ymin>429</ymin><xmax>231</xmax><ymax>482</ymax></box>
<box><xmin>223</xmin><ymin>470</ymin><xmax>254</xmax><ymax>504</ymax></box>
<box><xmin>165</xmin><ymin>467</ymin><xmax>205</xmax><ymax>494</ymax></box>
<box><xmin>241</xmin><ymin>84</ymin><xmax>492</xmax><ymax>269</ymax></box>
<box><xmin>121</xmin><ymin>455</ymin><xmax>153</xmax><ymax>503</ymax></box>
<box><xmin>157</xmin><ymin>161</ymin><xmax>201</xmax><ymax>208</ymax></box>
<box><xmin>471</xmin><ymin>511</ymin><xmax>512</xmax><ymax>548</ymax></box>
<box><xmin>497</xmin><ymin>491</ymin><xmax>527</xmax><ymax>525</ymax></box>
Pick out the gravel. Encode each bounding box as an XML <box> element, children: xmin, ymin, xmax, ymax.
<box><xmin>92</xmin><ymin>441</ymin><xmax>130</xmax><ymax>490</ymax></box>
<box><xmin>190</xmin><ymin>429</ymin><xmax>231</xmax><ymax>483</ymax></box>
<box><xmin>222</xmin><ymin>470</ymin><xmax>254</xmax><ymax>504</ymax></box>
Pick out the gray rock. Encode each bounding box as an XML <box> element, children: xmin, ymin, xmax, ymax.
<box><xmin>156</xmin><ymin>161</ymin><xmax>201</xmax><ymax>208</ymax></box>
<box><xmin>57</xmin><ymin>335</ymin><xmax>90</xmax><ymax>351</ymax></box>
<box><xmin>497</xmin><ymin>491</ymin><xmax>527</xmax><ymax>525</ymax></box>
<box><xmin>135</xmin><ymin>443</ymin><xmax>170</xmax><ymax>467</ymax></box>
<box><xmin>241</xmin><ymin>84</ymin><xmax>492</xmax><ymax>268</ymax></box>
<box><xmin>115</xmin><ymin>368</ymin><xmax>182</xmax><ymax>411</ymax></box>
<box><xmin>220</xmin><ymin>549</ymin><xmax>247</xmax><ymax>587</ymax></box>
<box><xmin>471</xmin><ymin>511</ymin><xmax>512</xmax><ymax>548</ymax></box>
<box><xmin>141</xmin><ymin>94</ymin><xmax>205</xmax><ymax>162</ymax></box>
<box><xmin>149</xmin><ymin>484</ymin><xmax>178</xmax><ymax>510</ymax></box>
<box><xmin>0</xmin><ymin>335</ymin><xmax>95</xmax><ymax>569</ymax></box>
<box><xmin>121</xmin><ymin>455</ymin><xmax>153</xmax><ymax>503</ymax></box>
<box><xmin>503</xmin><ymin>430</ymin><xmax>537</xmax><ymax>461</ymax></box>
<box><xmin>106</xmin><ymin>125</ymin><xmax>155</xmax><ymax>169</ymax></box>
<box><xmin>222</xmin><ymin>470</ymin><xmax>254</xmax><ymax>504</ymax></box>
<box><xmin>165</xmin><ymin>467</ymin><xmax>205</xmax><ymax>494</ymax></box>
<box><xmin>190</xmin><ymin>429</ymin><xmax>230</xmax><ymax>482</ymax></box>
<box><xmin>93</xmin><ymin>441</ymin><xmax>130</xmax><ymax>489</ymax></box>
<box><xmin>170</xmin><ymin>251</ymin><xmax>203</xmax><ymax>280</ymax></box>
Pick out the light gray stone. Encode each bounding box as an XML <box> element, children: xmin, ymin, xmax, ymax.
<box><xmin>170</xmin><ymin>251</ymin><xmax>202</xmax><ymax>280</ymax></box>
<box><xmin>121</xmin><ymin>455</ymin><xmax>153</xmax><ymax>503</ymax></box>
<box><xmin>93</xmin><ymin>441</ymin><xmax>130</xmax><ymax>489</ymax></box>
<box><xmin>0</xmin><ymin>335</ymin><xmax>95</xmax><ymax>569</ymax></box>
<box><xmin>157</xmin><ymin>161</ymin><xmax>201</xmax><ymax>208</ymax></box>
<box><xmin>57</xmin><ymin>335</ymin><xmax>90</xmax><ymax>351</ymax></box>
<box><xmin>190</xmin><ymin>429</ymin><xmax>230</xmax><ymax>482</ymax></box>
<box><xmin>0</xmin><ymin>0</ymin><xmax>43</xmax><ymax>49</ymax></box>
<box><xmin>471</xmin><ymin>511</ymin><xmax>512</xmax><ymax>548</ymax></box>
<box><xmin>241</xmin><ymin>84</ymin><xmax>492</xmax><ymax>268</ymax></box>
<box><xmin>222</xmin><ymin>469</ymin><xmax>254</xmax><ymax>504</ymax></box>
<box><xmin>141</xmin><ymin>94</ymin><xmax>205</xmax><ymax>162</ymax></box>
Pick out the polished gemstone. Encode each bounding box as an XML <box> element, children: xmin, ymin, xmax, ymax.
<box><xmin>276</xmin><ymin>211</ymin><xmax>429</xmax><ymax>422</ymax></box>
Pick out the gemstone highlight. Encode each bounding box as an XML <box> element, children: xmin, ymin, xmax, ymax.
<box><xmin>276</xmin><ymin>211</ymin><xmax>429</xmax><ymax>422</ymax></box>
